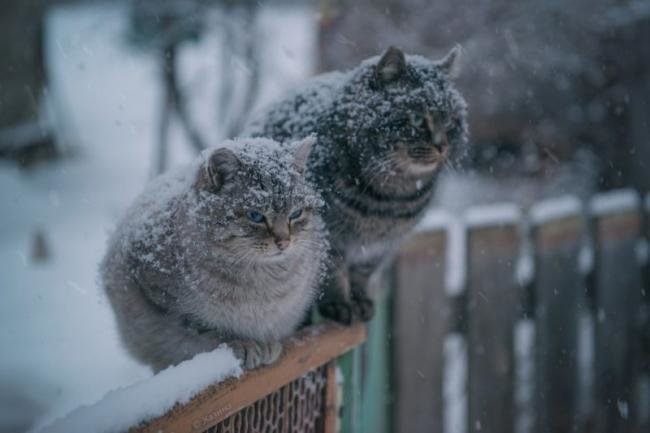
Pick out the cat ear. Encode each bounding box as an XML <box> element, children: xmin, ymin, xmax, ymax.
<box><xmin>195</xmin><ymin>147</ymin><xmax>240</xmax><ymax>191</ymax></box>
<box><xmin>375</xmin><ymin>46</ymin><xmax>406</xmax><ymax>84</ymax></box>
<box><xmin>437</xmin><ymin>44</ymin><xmax>463</xmax><ymax>78</ymax></box>
<box><xmin>292</xmin><ymin>136</ymin><xmax>315</xmax><ymax>174</ymax></box>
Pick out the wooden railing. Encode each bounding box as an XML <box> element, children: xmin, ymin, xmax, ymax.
<box><xmin>133</xmin><ymin>323</ymin><xmax>366</xmax><ymax>433</ymax></box>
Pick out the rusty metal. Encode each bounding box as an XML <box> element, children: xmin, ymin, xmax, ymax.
<box><xmin>203</xmin><ymin>364</ymin><xmax>329</xmax><ymax>433</ymax></box>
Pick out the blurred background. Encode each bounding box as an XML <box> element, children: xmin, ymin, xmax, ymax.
<box><xmin>0</xmin><ymin>0</ymin><xmax>648</xmax><ymax>432</ymax></box>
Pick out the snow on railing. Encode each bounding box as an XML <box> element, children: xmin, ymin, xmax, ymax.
<box><xmin>464</xmin><ymin>202</ymin><xmax>521</xmax><ymax>228</ymax></box>
<box><xmin>37</xmin><ymin>347</ymin><xmax>242</xmax><ymax>433</ymax></box>
<box><xmin>589</xmin><ymin>188</ymin><xmax>639</xmax><ymax>216</ymax></box>
<box><xmin>529</xmin><ymin>194</ymin><xmax>582</xmax><ymax>225</ymax></box>
<box><xmin>37</xmin><ymin>323</ymin><xmax>366</xmax><ymax>433</ymax></box>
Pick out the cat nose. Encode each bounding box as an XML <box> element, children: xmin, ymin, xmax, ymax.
<box><xmin>433</xmin><ymin>132</ymin><xmax>448</xmax><ymax>152</ymax></box>
<box><xmin>275</xmin><ymin>238</ymin><xmax>291</xmax><ymax>251</ymax></box>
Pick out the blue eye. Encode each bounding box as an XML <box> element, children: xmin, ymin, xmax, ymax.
<box><xmin>289</xmin><ymin>209</ymin><xmax>303</xmax><ymax>220</ymax></box>
<box><xmin>247</xmin><ymin>211</ymin><xmax>265</xmax><ymax>223</ymax></box>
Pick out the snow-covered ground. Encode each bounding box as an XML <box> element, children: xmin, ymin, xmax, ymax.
<box><xmin>0</xmin><ymin>4</ymin><xmax>316</xmax><ymax>432</ymax></box>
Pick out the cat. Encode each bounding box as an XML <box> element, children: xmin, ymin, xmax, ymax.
<box><xmin>244</xmin><ymin>46</ymin><xmax>468</xmax><ymax>323</ymax></box>
<box><xmin>100</xmin><ymin>137</ymin><xmax>328</xmax><ymax>372</ymax></box>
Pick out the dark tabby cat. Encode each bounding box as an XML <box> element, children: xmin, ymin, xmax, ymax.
<box><xmin>244</xmin><ymin>47</ymin><xmax>468</xmax><ymax>323</ymax></box>
<box><xmin>101</xmin><ymin>137</ymin><xmax>328</xmax><ymax>371</ymax></box>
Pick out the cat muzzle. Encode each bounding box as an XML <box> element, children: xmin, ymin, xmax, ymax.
<box><xmin>275</xmin><ymin>238</ymin><xmax>291</xmax><ymax>251</ymax></box>
<box><xmin>407</xmin><ymin>146</ymin><xmax>444</xmax><ymax>164</ymax></box>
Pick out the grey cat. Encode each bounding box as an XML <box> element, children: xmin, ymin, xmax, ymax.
<box><xmin>100</xmin><ymin>137</ymin><xmax>327</xmax><ymax>372</ymax></box>
<box><xmin>244</xmin><ymin>46</ymin><xmax>468</xmax><ymax>323</ymax></box>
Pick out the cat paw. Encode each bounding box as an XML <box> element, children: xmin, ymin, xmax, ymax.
<box><xmin>229</xmin><ymin>340</ymin><xmax>283</xmax><ymax>370</ymax></box>
<box><xmin>319</xmin><ymin>301</ymin><xmax>355</xmax><ymax>325</ymax></box>
<box><xmin>319</xmin><ymin>297</ymin><xmax>374</xmax><ymax>324</ymax></box>
<box><xmin>352</xmin><ymin>295</ymin><xmax>375</xmax><ymax>322</ymax></box>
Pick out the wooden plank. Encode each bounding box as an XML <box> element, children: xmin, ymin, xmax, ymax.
<box><xmin>466</xmin><ymin>223</ymin><xmax>519</xmax><ymax>433</ymax></box>
<box><xmin>360</xmin><ymin>271</ymin><xmax>393</xmax><ymax>433</ymax></box>
<box><xmin>640</xmin><ymin>194</ymin><xmax>650</xmax><ymax>433</ymax></box>
<box><xmin>393</xmin><ymin>230</ymin><xmax>448</xmax><ymax>433</ymax></box>
<box><xmin>592</xmin><ymin>207</ymin><xmax>643</xmax><ymax>433</ymax></box>
<box><xmin>133</xmin><ymin>323</ymin><xmax>367</xmax><ymax>433</ymax></box>
<box><xmin>533</xmin><ymin>214</ymin><xmax>584</xmax><ymax>433</ymax></box>
<box><xmin>323</xmin><ymin>361</ymin><xmax>338</xmax><ymax>433</ymax></box>
<box><xmin>339</xmin><ymin>344</ymin><xmax>363</xmax><ymax>433</ymax></box>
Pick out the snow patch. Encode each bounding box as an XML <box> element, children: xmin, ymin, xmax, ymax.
<box><xmin>576</xmin><ymin>311</ymin><xmax>596</xmax><ymax>415</ymax></box>
<box><xmin>443</xmin><ymin>333</ymin><xmax>467</xmax><ymax>433</ymax></box>
<box><xmin>464</xmin><ymin>203</ymin><xmax>521</xmax><ymax>228</ymax></box>
<box><xmin>445</xmin><ymin>218</ymin><xmax>467</xmax><ymax>296</ymax></box>
<box><xmin>589</xmin><ymin>189</ymin><xmax>639</xmax><ymax>216</ymax></box>
<box><xmin>577</xmin><ymin>312</ymin><xmax>595</xmax><ymax>418</ymax></box>
<box><xmin>529</xmin><ymin>195</ymin><xmax>582</xmax><ymax>225</ymax></box>
<box><xmin>414</xmin><ymin>209</ymin><xmax>466</xmax><ymax>296</ymax></box>
<box><xmin>617</xmin><ymin>399</ymin><xmax>629</xmax><ymax>420</ymax></box>
<box><xmin>35</xmin><ymin>346</ymin><xmax>242</xmax><ymax>433</ymax></box>
<box><xmin>514</xmin><ymin>320</ymin><xmax>535</xmax><ymax>433</ymax></box>
<box><xmin>578</xmin><ymin>239</ymin><xmax>595</xmax><ymax>274</ymax></box>
<box><xmin>416</xmin><ymin>209</ymin><xmax>451</xmax><ymax>232</ymax></box>
<box><xmin>515</xmin><ymin>236</ymin><xmax>535</xmax><ymax>287</ymax></box>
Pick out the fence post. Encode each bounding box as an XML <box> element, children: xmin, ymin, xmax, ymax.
<box><xmin>530</xmin><ymin>197</ymin><xmax>584</xmax><ymax>433</ymax></box>
<box><xmin>591</xmin><ymin>190</ymin><xmax>643</xmax><ymax>433</ymax></box>
<box><xmin>360</xmin><ymin>270</ymin><xmax>393</xmax><ymax>433</ymax></box>
<box><xmin>641</xmin><ymin>193</ymin><xmax>650</xmax><ymax>432</ymax></box>
<box><xmin>393</xmin><ymin>228</ymin><xmax>448</xmax><ymax>433</ymax></box>
<box><xmin>465</xmin><ymin>205</ymin><xmax>521</xmax><ymax>433</ymax></box>
<box><xmin>339</xmin><ymin>341</ymin><xmax>363</xmax><ymax>433</ymax></box>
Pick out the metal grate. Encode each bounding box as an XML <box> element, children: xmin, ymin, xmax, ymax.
<box><xmin>203</xmin><ymin>364</ymin><xmax>329</xmax><ymax>433</ymax></box>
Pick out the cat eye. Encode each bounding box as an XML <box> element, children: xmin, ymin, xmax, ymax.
<box><xmin>289</xmin><ymin>209</ymin><xmax>303</xmax><ymax>221</ymax></box>
<box><xmin>246</xmin><ymin>210</ymin><xmax>265</xmax><ymax>223</ymax></box>
<box><xmin>409</xmin><ymin>113</ymin><xmax>425</xmax><ymax>127</ymax></box>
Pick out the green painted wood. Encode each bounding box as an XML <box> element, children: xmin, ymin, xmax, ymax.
<box><xmin>340</xmin><ymin>344</ymin><xmax>363</xmax><ymax>433</ymax></box>
<box><xmin>360</xmin><ymin>273</ymin><xmax>393</xmax><ymax>433</ymax></box>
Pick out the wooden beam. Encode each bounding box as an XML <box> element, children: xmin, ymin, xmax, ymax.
<box><xmin>132</xmin><ymin>322</ymin><xmax>366</xmax><ymax>433</ymax></box>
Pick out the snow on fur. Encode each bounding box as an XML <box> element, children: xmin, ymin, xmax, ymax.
<box><xmin>244</xmin><ymin>51</ymin><xmax>469</xmax><ymax>168</ymax></box>
<box><xmin>114</xmin><ymin>137</ymin><xmax>323</xmax><ymax>274</ymax></box>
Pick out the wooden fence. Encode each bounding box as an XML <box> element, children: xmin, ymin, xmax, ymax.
<box><xmin>390</xmin><ymin>190</ymin><xmax>650</xmax><ymax>433</ymax></box>
<box><xmin>45</xmin><ymin>190</ymin><xmax>649</xmax><ymax>433</ymax></box>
